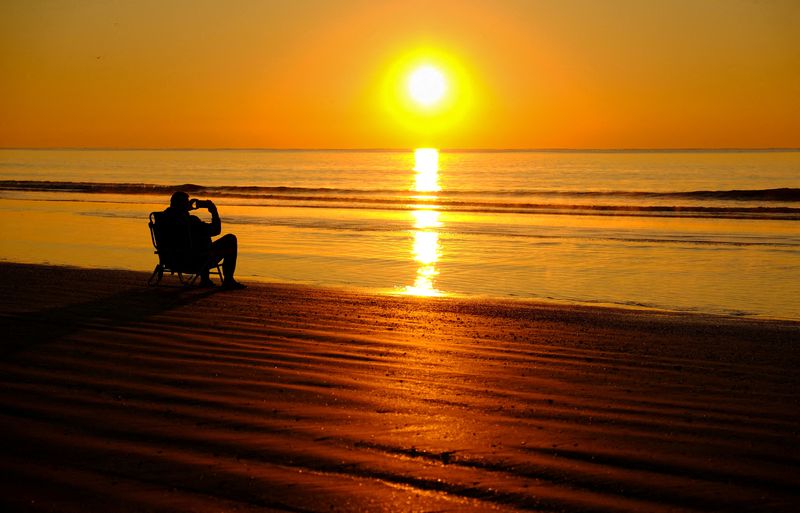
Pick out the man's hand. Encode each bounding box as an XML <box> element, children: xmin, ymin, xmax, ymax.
<box><xmin>207</xmin><ymin>200</ymin><xmax>218</xmax><ymax>214</ymax></box>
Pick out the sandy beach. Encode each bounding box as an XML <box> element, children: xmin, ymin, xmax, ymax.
<box><xmin>1</xmin><ymin>262</ymin><xmax>799</xmax><ymax>512</ymax></box>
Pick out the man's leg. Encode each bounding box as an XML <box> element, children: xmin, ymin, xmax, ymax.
<box><xmin>199</xmin><ymin>268</ymin><xmax>211</xmax><ymax>283</ymax></box>
<box><xmin>197</xmin><ymin>256</ymin><xmax>215</xmax><ymax>287</ymax></box>
<box><xmin>210</xmin><ymin>234</ymin><xmax>239</xmax><ymax>284</ymax></box>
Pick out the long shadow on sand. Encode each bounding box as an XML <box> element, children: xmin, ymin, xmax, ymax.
<box><xmin>1</xmin><ymin>269</ymin><xmax>219</xmax><ymax>358</ymax></box>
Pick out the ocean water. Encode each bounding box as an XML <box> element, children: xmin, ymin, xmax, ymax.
<box><xmin>1</xmin><ymin>149</ymin><xmax>798</xmax><ymax>319</ymax></box>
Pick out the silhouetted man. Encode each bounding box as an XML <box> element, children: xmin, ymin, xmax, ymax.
<box><xmin>162</xmin><ymin>191</ymin><xmax>245</xmax><ymax>289</ymax></box>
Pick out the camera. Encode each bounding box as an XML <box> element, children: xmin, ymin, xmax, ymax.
<box><xmin>189</xmin><ymin>198</ymin><xmax>211</xmax><ymax>210</ymax></box>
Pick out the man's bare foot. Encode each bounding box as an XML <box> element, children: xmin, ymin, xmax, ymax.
<box><xmin>221</xmin><ymin>280</ymin><xmax>246</xmax><ymax>290</ymax></box>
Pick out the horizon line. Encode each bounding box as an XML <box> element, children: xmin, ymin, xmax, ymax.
<box><xmin>2</xmin><ymin>147</ymin><xmax>800</xmax><ymax>153</ymax></box>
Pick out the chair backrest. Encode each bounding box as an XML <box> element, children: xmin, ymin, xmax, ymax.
<box><xmin>149</xmin><ymin>211</ymin><xmax>197</xmax><ymax>271</ymax></box>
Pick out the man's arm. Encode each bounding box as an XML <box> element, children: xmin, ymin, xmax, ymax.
<box><xmin>207</xmin><ymin>201</ymin><xmax>221</xmax><ymax>237</ymax></box>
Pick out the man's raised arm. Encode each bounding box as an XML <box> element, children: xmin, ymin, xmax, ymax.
<box><xmin>208</xmin><ymin>201</ymin><xmax>221</xmax><ymax>237</ymax></box>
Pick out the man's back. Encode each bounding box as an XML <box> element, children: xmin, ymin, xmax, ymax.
<box><xmin>155</xmin><ymin>208</ymin><xmax>207</xmax><ymax>268</ymax></box>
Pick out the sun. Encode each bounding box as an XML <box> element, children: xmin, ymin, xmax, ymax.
<box><xmin>407</xmin><ymin>65</ymin><xmax>447</xmax><ymax>107</ymax></box>
<box><xmin>382</xmin><ymin>50</ymin><xmax>473</xmax><ymax>133</ymax></box>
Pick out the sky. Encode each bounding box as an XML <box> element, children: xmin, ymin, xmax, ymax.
<box><xmin>1</xmin><ymin>0</ymin><xmax>799</xmax><ymax>149</ymax></box>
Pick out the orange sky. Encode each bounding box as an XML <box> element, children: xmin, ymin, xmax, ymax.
<box><xmin>1</xmin><ymin>0</ymin><xmax>798</xmax><ymax>149</ymax></box>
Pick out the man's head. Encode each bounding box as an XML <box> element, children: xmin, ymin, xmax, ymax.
<box><xmin>170</xmin><ymin>191</ymin><xmax>191</xmax><ymax>211</ymax></box>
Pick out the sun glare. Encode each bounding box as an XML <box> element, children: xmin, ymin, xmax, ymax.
<box><xmin>382</xmin><ymin>49</ymin><xmax>473</xmax><ymax>135</ymax></box>
<box><xmin>408</xmin><ymin>65</ymin><xmax>447</xmax><ymax>107</ymax></box>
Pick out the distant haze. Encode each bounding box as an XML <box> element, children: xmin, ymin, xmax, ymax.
<box><xmin>1</xmin><ymin>0</ymin><xmax>799</xmax><ymax>149</ymax></box>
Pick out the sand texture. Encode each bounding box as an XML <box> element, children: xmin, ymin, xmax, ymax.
<box><xmin>1</xmin><ymin>263</ymin><xmax>799</xmax><ymax>512</ymax></box>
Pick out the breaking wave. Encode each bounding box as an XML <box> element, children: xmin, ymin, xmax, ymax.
<box><xmin>2</xmin><ymin>181</ymin><xmax>799</xmax><ymax>220</ymax></box>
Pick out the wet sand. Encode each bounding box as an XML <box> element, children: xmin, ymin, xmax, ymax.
<box><xmin>1</xmin><ymin>262</ymin><xmax>799</xmax><ymax>512</ymax></box>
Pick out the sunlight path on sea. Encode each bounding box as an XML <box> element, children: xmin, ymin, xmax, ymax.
<box><xmin>405</xmin><ymin>149</ymin><xmax>444</xmax><ymax>297</ymax></box>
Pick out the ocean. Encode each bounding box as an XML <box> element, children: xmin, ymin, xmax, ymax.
<box><xmin>1</xmin><ymin>149</ymin><xmax>798</xmax><ymax>319</ymax></box>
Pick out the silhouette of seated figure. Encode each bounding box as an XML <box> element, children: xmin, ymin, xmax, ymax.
<box><xmin>158</xmin><ymin>191</ymin><xmax>245</xmax><ymax>289</ymax></box>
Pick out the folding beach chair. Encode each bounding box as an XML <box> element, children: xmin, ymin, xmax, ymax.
<box><xmin>147</xmin><ymin>211</ymin><xmax>223</xmax><ymax>286</ymax></box>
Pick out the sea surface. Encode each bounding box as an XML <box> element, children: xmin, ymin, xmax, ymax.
<box><xmin>1</xmin><ymin>149</ymin><xmax>798</xmax><ymax>319</ymax></box>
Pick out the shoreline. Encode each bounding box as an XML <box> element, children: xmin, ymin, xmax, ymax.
<box><xmin>8</xmin><ymin>259</ymin><xmax>800</xmax><ymax>324</ymax></box>
<box><xmin>2</xmin><ymin>262</ymin><xmax>799</xmax><ymax>511</ymax></box>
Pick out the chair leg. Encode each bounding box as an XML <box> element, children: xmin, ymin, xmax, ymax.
<box><xmin>178</xmin><ymin>272</ymin><xmax>198</xmax><ymax>286</ymax></box>
<box><xmin>147</xmin><ymin>265</ymin><xmax>163</xmax><ymax>286</ymax></box>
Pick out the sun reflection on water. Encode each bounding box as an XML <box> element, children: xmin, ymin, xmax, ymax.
<box><xmin>406</xmin><ymin>218</ymin><xmax>441</xmax><ymax>297</ymax></box>
<box><xmin>412</xmin><ymin>209</ymin><xmax>443</xmax><ymax>229</ymax></box>
<box><xmin>405</xmin><ymin>149</ymin><xmax>444</xmax><ymax>297</ymax></box>
<box><xmin>414</xmin><ymin>148</ymin><xmax>441</xmax><ymax>193</ymax></box>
